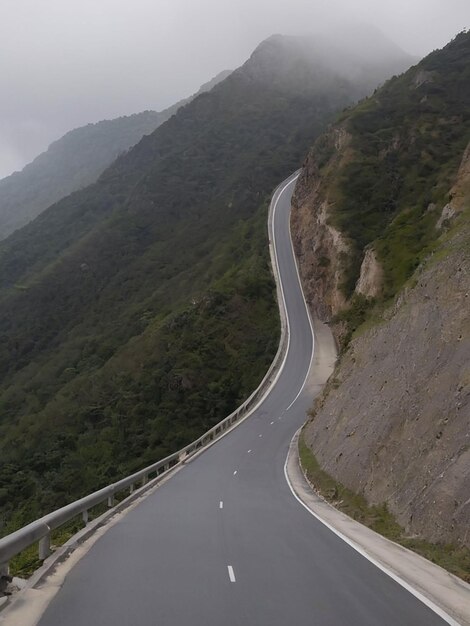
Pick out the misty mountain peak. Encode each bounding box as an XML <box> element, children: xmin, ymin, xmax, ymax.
<box><xmin>238</xmin><ymin>28</ymin><xmax>413</xmax><ymax>94</ymax></box>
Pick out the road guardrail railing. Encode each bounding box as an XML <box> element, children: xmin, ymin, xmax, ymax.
<box><xmin>0</xmin><ymin>173</ymin><xmax>297</xmax><ymax>584</ymax></box>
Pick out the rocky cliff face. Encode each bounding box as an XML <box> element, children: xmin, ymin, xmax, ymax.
<box><xmin>303</xmin><ymin>214</ymin><xmax>469</xmax><ymax>545</ymax></box>
<box><xmin>291</xmin><ymin>127</ymin><xmax>351</xmax><ymax>327</ymax></box>
<box><xmin>291</xmin><ymin>32</ymin><xmax>470</xmax><ymax>547</ymax></box>
<box><xmin>355</xmin><ymin>248</ymin><xmax>383</xmax><ymax>298</ymax></box>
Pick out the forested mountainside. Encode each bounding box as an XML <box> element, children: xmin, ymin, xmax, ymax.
<box><xmin>0</xmin><ymin>70</ymin><xmax>231</xmax><ymax>240</ymax></box>
<box><xmin>291</xmin><ymin>31</ymin><xmax>470</xmax><ymax>550</ymax></box>
<box><xmin>0</xmin><ymin>32</ymin><xmax>412</xmax><ymax>536</ymax></box>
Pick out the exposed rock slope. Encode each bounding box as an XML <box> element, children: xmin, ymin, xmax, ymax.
<box><xmin>292</xmin><ymin>31</ymin><xmax>470</xmax><ymax>546</ymax></box>
<box><xmin>305</xmin><ymin>214</ymin><xmax>469</xmax><ymax>545</ymax></box>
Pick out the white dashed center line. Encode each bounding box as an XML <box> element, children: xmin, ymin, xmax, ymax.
<box><xmin>233</xmin><ymin>470</ymin><xmax>237</xmax><ymax>476</ymax></box>
<box><xmin>270</xmin><ymin>421</ymin><xmax>274</xmax><ymax>425</ymax></box>
<box><xmin>219</xmin><ymin>501</ymin><xmax>224</xmax><ymax>509</ymax></box>
<box><xmin>227</xmin><ymin>565</ymin><xmax>236</xmax><ymax>582</ymax></box>
<box><xmin>247</xmin><ymin>449</ymin><xmax>252</xmax><ymax>453</ymax></box>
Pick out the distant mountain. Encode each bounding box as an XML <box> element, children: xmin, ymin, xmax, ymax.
<box><xmin>0</xmin><ymin>70</ymin><xmax>231</xmax><ymax>240</ymax></box>
<box><xmin>0</xmin><ymin>31</ymin><xmax>413</xmax><ymax>540</ymax></box>
<box><xmin>292</xmin><ymin>31</ymin><xmax>470</xmax><ymax>562</ymax></box>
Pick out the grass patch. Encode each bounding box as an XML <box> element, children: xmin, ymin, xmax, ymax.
<box><xmin>9</xmin><ymin>501</ymin><xmax>109</xmax><ymax>578</ymax></box>
<box><xmin>331</xmin><ymin>294</ymin><xmax>372</xmax><ymax>351</ymax></box>
<box><xmin>9</xmin><ymin>544</ymin><xmax>43</xmax><ymax>579</ymax></box>
<box><xmin>299</xmin><ymin>431</ymin><xmax>470</xmax><ymax>583</ymax></box>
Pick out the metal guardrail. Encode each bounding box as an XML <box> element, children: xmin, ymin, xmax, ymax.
<box><xmin>0</xmin><ymin>173</ymin><xmax>296</xmax><ymax>582</ymax></box>
<box><xmin>0</xmin><ymin>355</ymin><xmax>284</xmax><ymax>578</ymax></box>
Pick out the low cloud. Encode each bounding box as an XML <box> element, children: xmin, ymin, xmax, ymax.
<box><xmin>0</xmin><ymin>0</ymin><xmax>468</xmax><ymax>178</ymax></box>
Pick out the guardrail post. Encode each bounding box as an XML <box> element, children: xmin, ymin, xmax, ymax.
<box><xmin>0</xmin><ymin>226</ymin><xmax>288</xmax><ymax>576</ymax></box>
<box><xmin>38</xmin><ymin>527</ymin><xmax>51</xmax><ymax>560</ymax></box>
<box><xmin>0</xmin><ymin>562</ymin><xmax>9</xmax><ymax>593</ymax></box>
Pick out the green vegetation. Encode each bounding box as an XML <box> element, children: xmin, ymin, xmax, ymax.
<box><xmin>0</xmin><ymin>36</ymin><xmax>380</xmax><ymax>538</ymax></box>
<box><xmin>0</xmin><ymin>209</ymin><xmax>279</xmax><ymax>537</ymax></box>
<box><xmin>298</xmin><ymin>34</ymin><xmax>470</xmax><ymax>572</ymax></box>
<box><xmin>331</xmin><ymin>294</ymin><xmax>372</xmax><ymax>351</ymax></box>
<box><xmin>0</xmin><ymin>111</ymin><xmax>164</xmax><ymax>241</ymax></box>
<box><xmin>326</xmin><ymin>31</ymin><xmax>470</xmax><ymax>303</ymax></box>
<box><xmin>9</xmin><ymin>500</ymin><xmax>110</xmax><ymax>577</ymax></box>
<box><xmin>0</xmin><ymin>71</ymin><xmax>231</xmax><ymax>241</ymax></box>
<box><xmin>299</xmin><ymin>432</ymin><xmax>470</xmax><ymax>583</ymax></box>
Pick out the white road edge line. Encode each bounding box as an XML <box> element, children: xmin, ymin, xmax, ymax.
<box><xmin>177</xmin><ymin>174</ymin><xmax>299</xmax><ymax>468</ymax></box>
<box><xmin>282</xmin><ymin>173</ymin><xmax>315</xmax><ymax>413</ymax></box>
<box><xmin>227</xmin><ymin>565</ymin><xmax>236</xmax><ymax>583</ymax></box>
<box><xmin>280</xmin><ymin>171</ymin><xmax>460</xmax><ymax>625</ymax></box>
<box><xmin>219</xmin><ymin>501</ymin><xmax>223</xmax><ymax>509</ymax></box>
<box><xmin>284</xmin><ymin>440</ymin><xmax>460</xmax><ymax>625</ymax></box>
<box><xmin>0</xmin><ymin>173</ymin><xmax>312</xmax><ymax>626</ymax></box>
<box><xmin>285</xmin><ymin>384</ymin><xmax>304</xmax><ymax>411</ymax></box>
<box><xmin>270</xmin><ymin>174</ymin><xmax>302</xmax><ymax>412</ymax></box>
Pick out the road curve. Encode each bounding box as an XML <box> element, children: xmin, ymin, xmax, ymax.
<box><xmin>37</xmin><ymin>175</ymin><xmax>448</xmax><ymax>626</ymax></box>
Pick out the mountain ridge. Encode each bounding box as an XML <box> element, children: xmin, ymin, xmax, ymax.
<box><xmin>291</xmin><ymin>31</ymin><xmax>470</xmax><ymax>553</ymax></box>
<box><xmin>0</xmin><ymin>32</ymin><xmax>414</xmax><ymax>544</ymax></box>
<box><xmin>0</xmin><ymin>70</ymin><xmax>231</xmax><ymax>240</ymax></box>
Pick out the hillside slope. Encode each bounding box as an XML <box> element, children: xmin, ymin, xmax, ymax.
<box><xmin>291</xmin><ymin>31</ymin><xmax>470</xmax><ymax>547</ymax></box>
<box><xmin>0</xmin><ymin>70</ymin><xmax>231</xmax><ymax>240</ymax></box>
<box><xmin>0</xmin><ymin>32</ymin><xmax>412</xmax><ymax>536</ymax></box>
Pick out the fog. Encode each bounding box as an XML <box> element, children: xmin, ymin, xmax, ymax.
<box><xmin>1</xmin><ymin>0</ymin><xmax>468</xmax><ymax>178</ymax></box>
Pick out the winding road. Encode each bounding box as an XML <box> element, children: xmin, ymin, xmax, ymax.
<box><xmin>36</xmin><ymin>174</ymin><xmax>449</xmax><ymax>625</ymax></box>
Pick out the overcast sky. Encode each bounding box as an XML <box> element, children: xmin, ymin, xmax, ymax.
<box><xmin>1</xmin><ymin>0</ymin><xmax>468</xmax><ymax>179</ymax></box>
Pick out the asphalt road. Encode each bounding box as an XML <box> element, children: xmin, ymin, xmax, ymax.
<box><xmin>37</xmin><ymin>174</ymin><xmax>447</xmax><ymax>626</ymax></box>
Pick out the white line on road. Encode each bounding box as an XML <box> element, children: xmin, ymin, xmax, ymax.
<box><xmin>219</xmin><ymin>501</ymin><xmax>223</xmax><ymax>509</ymax></box>
<box><xmin>247</xmin><ymin>449</ymin><xmax>252</xmax><ymax>453</ymax></box>
<box><xmin>227</xmin><ymin>565</ymin><xmax>236</xmax><ymax>582</ymax></box>
<box><xmin>283</xmin><ymin>432</ymin><xmax>460</xmax><ymax>626</ymax></box>
<box><xmin>284</xmin><ymin>173</ymin><xmax>316</xmax><ymax>413</ymax></box>
<box><xmin>259</xmin><ymin>434</ymin><xmax>262</xmax><ymax>438</ymax></box>
<box><xmin>270</xmin><ymin>421</ymin><xmax>274</xmax><ymax>425</ymax></box>
<box><xmin>233</xmin><ymin>470</ymin><xmax>237</xmax><ymax>476</ymax></box>
<box><xmin>269</xmin><ymin>174</ymin><xmax>300</xmax><ymax>408</ymax></box>
<box><xmin>286</xmin><ymin>389</ymin><xmax>302</xmax><ymax>411</ymax></box>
